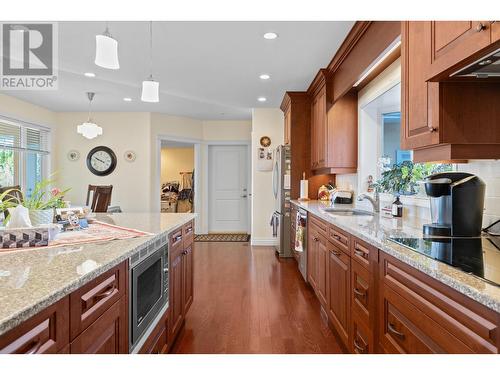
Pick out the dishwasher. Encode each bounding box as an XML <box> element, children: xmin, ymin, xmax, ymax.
<box><xmin>294</xmin><ymin>207</ymin><xmax>308</xmax><ymax>282</ymax></box>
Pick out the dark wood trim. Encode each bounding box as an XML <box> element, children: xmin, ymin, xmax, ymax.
<box><xmin>307</xmin><ymin>69</ymin><xmax>328</xmax><ymax>97</ymax></box>
<box><xmin>413</xmin><ymin>144</ymin><xmax>500</xmax><ymax>163</ymax></box>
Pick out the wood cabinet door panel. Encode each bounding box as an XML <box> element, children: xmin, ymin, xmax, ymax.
<box><xmin>401</xmin><ymin>21</ymin><xmax>440</xmax><ymax>150</ymax></box>
<box><xmin>429</xmin><ymin>21</ymin><xmax>492</xmax><ymax>79</ymax></box>
<box><xmin>169</xmin><ymin>251</ymin><xmax>184</xmax><ymax>339</ymax></box>
<box><xmin>316</xmin><ymin>90</ymin><xmax>327</xmax><ymax>168</ymax></box>
<box><xmin>307</xmin><ymin>226</ymin><xmax>318</xmax><ymax>289</ymax></box>
<box><xmin>351</xmin><ymin>313</ymin><xmax>372</xmax><ymax>354</ymax></box>
<box><xmin>70</xmin><ymin>296</ymin><xmax>128</xmax><ymax>354</ymax></box>
<box><xmin>0</xmin><ymin>297</ymin><xmax>69</xmax><ymax>354</ymax></box>
<box><xmin>183</xmin><ymin>245</ymin><xmax>194</xmax><ymax>314</ymax></box>
<box><xmin>327</xmin><ymin>242</ymin><xmax>350</xmax><ymax>347</ymax></box>
<box><xmin>492</xmin><ymin>21</ymin><xmax>500</xmax><ymax>42</ymax></box>
<box><xmin>316</xmin><ymin>234</ymin><xmax>328</xmax><ymax>308</ymax></box>
<box><xmin>69</xmin><ymin>262</ymin><xmax>126</xmax><ymax>340</ymax></box>
<box><xmin>310</xmin><ymin>97</ymin><xmax>318</xmax><ymax>169</ymax></box>
<box><xmin>183</xmin><ymin>220</ymin><xmax>194</xmax><ymax>247</ymax></box>
<box><xmin>284</xmin><ymin>109</ymin><xmax>291</xmax><ymax>145</ymax></box>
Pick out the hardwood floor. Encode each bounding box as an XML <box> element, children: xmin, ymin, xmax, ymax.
<box><xmin>171</xmin><ymin>241</ymin><xmax>344</xmax><ymax>354</ymax></box>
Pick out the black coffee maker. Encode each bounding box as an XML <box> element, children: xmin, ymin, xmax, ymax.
<box><xmin>423</xmin><ymin>172</ymin><xmax>485</xmax><ymax>237</ymax></box>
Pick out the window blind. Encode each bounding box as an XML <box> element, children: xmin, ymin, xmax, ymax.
<box><xmin>0</xmin><ymin>119</ymin><xmax>50</xmax><ymax>154</ymax></box>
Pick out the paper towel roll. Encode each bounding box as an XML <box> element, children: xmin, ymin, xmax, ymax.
<box><xmin>300</xmin><ymin>180</ymin><xmax>309</xmax><ymax>200</ymax></box>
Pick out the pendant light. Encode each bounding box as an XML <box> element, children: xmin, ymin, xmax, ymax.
<box><xmin>77</xmin><ymin>92</ymin><xmax>103</xmax><ymax>139</ymax></box>
<box><xmin>95</xmin><ymin>22</ymin><xmax>120</xmax><ymax>69</ymax></box>
<box><xmin>141</xmin><ymin>21</ymin><xmax>159</xmax><ymax>103</ymax></box>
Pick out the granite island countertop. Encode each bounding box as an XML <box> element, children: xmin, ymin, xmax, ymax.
<box><xmin>0</xmin><ymin>212</ymin><xmax>196</xmax><ymax>336</ymax></box>
<box><xmin>291</xmin><ymin>200</ymin><xmax>500</xmax><ymax>313</ymax></box>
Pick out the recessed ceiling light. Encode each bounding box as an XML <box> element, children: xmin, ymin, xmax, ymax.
<box><xmin>123</xmin><ymin>97</ymin><xmax>132</xmax><ymax>102</ymax></box>
<box><xmin>84</xmin><ymin>72</ymin><xmax>96</xmax><ymax>78</ymax></box>
<box><xmin>258</xmin><ymin>97</ymin><xmax>267</xmax><ymax>102</ymax></box>
<box><xmin>263</xmin><ymin>32</ymin><xmax>278</xmax><ymax>40</ymax></box>
<box><xmin>259</xmin><ymin>74</ymin><xmax>270</xmax><ymax>80</ymax></box>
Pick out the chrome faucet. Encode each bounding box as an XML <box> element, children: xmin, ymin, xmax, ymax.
<box><xmin>357</xmin><ymin>190</ymin><xmax>380</xmax><ymax>213</ymax></box>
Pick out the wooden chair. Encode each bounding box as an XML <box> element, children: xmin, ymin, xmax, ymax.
<box><xmin>0</xmin><ymin>185</ymin><xmax>24</xmax><ymax>220</ymax></box>
<box><xmin>86</xmin><ymin>185</ymin><xmax>113</xmax><ymax>213</ymax></box>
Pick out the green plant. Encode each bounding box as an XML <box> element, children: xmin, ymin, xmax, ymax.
<box><xmin>374</xmin><ymin>161</ymin><xmax>452</xmax><ymax>195</ymax></box>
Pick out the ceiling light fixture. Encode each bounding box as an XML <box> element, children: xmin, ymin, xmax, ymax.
<box><xmin>259</xmin><ymin>74</ymin><xmax>270</xmax><ymax>80</ymax></box>
<box><xmin>258</xmin><ymin>97</ymin><xmax>267</xmax><ymax>102</ymax></box>
<box><xmin>95</xmin><ymin>22</ymin><xmax>120</xmax><ymax>70</ymax></box>
<box><xmin>353</xmin><ymin>36</ymin><xmax>401</xmax><ymax>88</ymax></box>
<box><xmin>84</xmin><ymin>72</ymin><xmax>96</xmax><ymax>78</ymax></box>
<box><xmin>263</xmin><ymin>32</ymin><xmax>278</xmax><ymax>40</ymax></box>
<box><xmin>77</xmin><ymin>92</ymin><xmax>102</xmax><ymax>139</ymax></box>
<box><xmin>141</xmin><ymin>21</ymin><xmax>159</xmax><ymax>103</ymax></box>
<box><xmin>123</xmin><ymin>97</ymin><xmax>132</xmax><ymax>102</ymax></box>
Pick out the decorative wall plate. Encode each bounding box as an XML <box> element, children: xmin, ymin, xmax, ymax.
<box><xmin>260</xmin><ymin>136</ymin><xmax>271</xmax><ymax>147</ymax></box>
<box><xmin>124</xmin><ymin>150</ymin><xmax>136</xmax><ymax>162</ymax></box>
<box><xmin>67</xmin><ymin>150</ymin><xmax>80</xmax><ymax>161</ymax></box>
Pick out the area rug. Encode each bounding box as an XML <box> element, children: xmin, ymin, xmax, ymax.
<box><xmin>195</xmin><ymin>233</ymin><xmax>250</xmax><ymax>242</ymax></box>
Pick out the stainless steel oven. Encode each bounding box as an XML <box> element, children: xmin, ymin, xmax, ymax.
<box><xmin>129</xmin><ymin>235</ymin><xmax>168</xmax><ymax>351</ymax></box>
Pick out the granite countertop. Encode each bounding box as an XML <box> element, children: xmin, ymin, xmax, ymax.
<box><xmin>291</xmin><ymin>200</ymin><xmax>500</xmax><ymax>313</ymax></box>
<box><xmin>0</xmin><ymin>212</ymin><xmax>196</xmax><ymax>336</ymax></box>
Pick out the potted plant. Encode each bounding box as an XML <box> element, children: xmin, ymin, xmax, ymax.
<box><xmin>374</xmin><ymin>160</ymin><xmax>452</xmax><ymax>196</ymax></box>
<box><xmin>0</xmin><ymin>178</ymin><xmax>70</xmax><ymax>226</ymax></box>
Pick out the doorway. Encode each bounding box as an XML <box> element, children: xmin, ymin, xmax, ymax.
<box><xmin>208</xmin><ymin>145</ymin><xmax>249</xmax><ymax>233</ymax></box>
<box><xmin>160</xmin><ymin>141</ymin><xmax>195</xmax><ymax>214</ymax></box>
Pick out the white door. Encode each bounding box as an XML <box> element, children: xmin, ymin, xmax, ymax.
<box><xmin>208</xmin><ymin>145</ymin><xmax>249</xmax><ymax>233</ymax></box>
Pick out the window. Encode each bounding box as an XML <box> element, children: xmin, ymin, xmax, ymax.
<box><xmin>0</xmin><ymin>117</ymin><xmax>50</xmax><ymax>198</ymax></box>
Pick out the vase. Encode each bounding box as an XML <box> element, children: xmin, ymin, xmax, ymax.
<box><xmin>29</xmin><ymin>209</ymin><xmax>54</xmax><ymax>226</ymax></box>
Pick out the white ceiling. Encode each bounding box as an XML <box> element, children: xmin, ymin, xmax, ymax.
<box><xmin>6</xmin><ymin>21</ymin><xmax>354</xmax><ymax>120</ymax></box>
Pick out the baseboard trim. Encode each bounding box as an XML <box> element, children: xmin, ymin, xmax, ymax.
<box><xmin>250</xmin><ymin>238</ymin><xmax>277</xmax><ymax>246</ymax></box>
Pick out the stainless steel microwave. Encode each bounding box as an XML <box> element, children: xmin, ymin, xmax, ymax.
<box><xmin>129</xmin><ymin>236</ymin><xmax>168</xmax><ymax>351</ymax></box>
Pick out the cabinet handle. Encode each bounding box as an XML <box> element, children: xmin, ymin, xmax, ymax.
<box><xmin>388</xmin><ymin>323</ymin><xmax>405</xmax><ymax>339</ymax></box>
<box><xmin>353</xmin><ymin>287</ymin><xmax>366</xmax><ymax>297</ymax></box>
<box><xmin>353</xmin><ymin>338</ymin><xmax>366</xmax><ymax>353</ymax></box>
<box><xmin>331</xmin><ymin>249</ymin><xmax>342</xmax><ymax>256</ymax></box>
<box><xmin>313</xmin><ymin>237</ymin><xmax>319</xmax><ymax>242</ymax></box>
<box><xmin>354</xmin><ymin>248</ymin><xmax>367</xmax><ymax>259</ymax></box>
<box><xmin>428</xmin><ymin>126</ymin><xmax>437</xmax><ymax>132</ymax></box>
<box><xmin>95</xmin><ymin>285</ymin><xmax>115</xmax><ymax>300</ymax></box>
<box><xmin>333</xmin><ymin>234</ymin><xmax>341</xmax><ymax>241</ymax></box>
<box><xmin>476</xmin><ymin>22</ymin><xmax>486</xmax><ymax>32</ymax></box>
<box><xmin>25</xmin><ymin>339</ymin><xmax>42</xmax><ymax>354</ymax></box>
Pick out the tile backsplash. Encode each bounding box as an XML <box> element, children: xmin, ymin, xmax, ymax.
<box><xmin>457</xmin><ymin>160</ymin><xmax>500</xmax><ymax>227</ymax></box>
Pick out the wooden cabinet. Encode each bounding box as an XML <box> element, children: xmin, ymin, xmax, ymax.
<box><xmin>401</xmin><ymin>21</ymin><xmax>500</xmax><ymax>161</ymax></box>
<box><xmin>427</xmin><ymin>21</ymin><xmax>493</xmax><ymax>80</ymax></box>
<box><xmin>351</xmin><ymin>314</ymin><xmax>371</xmax><ymax>354</ymax></box>
<box><xmin>308</xmin><ymin>215</ymin><xmax>328</xmax><ymax>298</ymax></box>
<box><xmin>139</xmin><ymin>308</ymin><xmax>170</xmax><ymax>354</ymax></box>
<box><xmin>379</xmin><ymin>252</ymin><xmax>500</xmax><ymax>353</ymax></box>
<box><xmin>70</xmin><ymin>296</ymin><xmax>128</xmax><ymax>354</ymax></box>
<box><xmin>280</xmin><ymin>92</ymin><xmax>311</xmax><ymax>199</ymax></box>
<box><xmin>316</xmin><ymin>233</ymin><xmax>329</xmax><ymax>308</ymax></box>
<box><xmin>0</xmin><ymin>297</ymin><xmax>69</xmax><ymax>354</ymax></box>
<box><xmin>168</xmin><ymin>220</ymin><xmax>195</xmax><ymax>348</ymax></box>
<box><xmin>309</xmin><ymin>70</ymin><xmax>328</xmax><ymax>171</ymax></box>
<box><xmin>327</xmin><ymin>241</ymin><xmax>351</xmax><ymax>348</ymax></box>
<box><xmin>492</xmin><ymin>21</ymin><xmax>500</xmax><ymax>42</ymax></box>
<box><xmin>326</xmin><ymin>91</ymin><xmax>358</xmax><ymax>173</ymax></box>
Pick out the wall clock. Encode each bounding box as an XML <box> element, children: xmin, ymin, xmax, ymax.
<box><xmin>86</xmin><ymin>146</ymin><xmax>117</xmax><ymax>176</ymax></box>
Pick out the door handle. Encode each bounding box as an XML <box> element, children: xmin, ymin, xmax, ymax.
<box><xmin>241</xmin><ymin>195</ymin><xmax>248</xmax><ymax>198</ymax></box>
<box><xmin>388</xmin><ymin>323</ymin><xmax>405</xmax><ymax>339</ymax></box>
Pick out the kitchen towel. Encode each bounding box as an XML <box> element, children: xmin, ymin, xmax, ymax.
<box><xmin>300</xmin><ymin>179</ymin><xmax>309</xmax><ymax>200</ymax></box>
<box><xmin>269</xmin><ymin>212</ymin><xmax>279</xmax><ymax>237</ymax></box>
<box><xmin>294</xmin><ymin>211</ymin><xmax>305</xmax><ymax>252</ymax></box>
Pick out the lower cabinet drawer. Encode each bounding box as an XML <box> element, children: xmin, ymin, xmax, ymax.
<box><xmin>351</xmin><ymin>313</ymin><xmax>372</xmax><ymax>354</ymax></box>
<box><xmin>139</xmin><ymin>308</ymin><xmax>170</xmax><ymax>354</ymax></box>
<box><xmin>351</xmin><ymin>259</ymin><xmax>371</xmax><ymax>323</ymax></box>
<box><xmin>380</xmin><ymin>252</ymin><xmax>499</xmax><ymax>353</ymax></box>
<box><xmin>379</xmin><ymin>284</ymin><xmax>473</xmax><ymax>354</ymax></box>
<box><xmin>70</xmin><ymin>261</ymin><xmax>126</xmax><ymax>340</ymax></box>
<box><xmin>0</xmin><ymin>297</ymin><xmax>69</xmax><ymax>354</ymax></box>
<box><xmin>70</xmin><ymin>296</ymin><xmax>128</xmax><ymax>354</ymax></box>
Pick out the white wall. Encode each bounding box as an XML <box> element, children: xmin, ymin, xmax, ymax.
<box><xmin>56</xmin><ymin>112</ymin><xmax>152</xmax><ymax>212</ymax></box>
<box><xmin>202</xmin><ymin>120</ymin><xmax>252</xmax><ymax>141</ymax></box>
<box><xmin>251</xmin><ymin>108</ymin><xmax>284</xmax><ymax>245</ymax></box>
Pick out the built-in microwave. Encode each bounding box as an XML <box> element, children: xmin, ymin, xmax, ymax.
<box><xmin>129</xmin><ymin>235</ymin><xmax>168</xmax><ymax>351</ymax></box>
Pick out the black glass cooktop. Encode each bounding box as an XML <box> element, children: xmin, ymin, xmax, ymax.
<box><xmin>389</xmin><ymin>236</ymin><xmax>500</xmax><ymax>286</ymax></box>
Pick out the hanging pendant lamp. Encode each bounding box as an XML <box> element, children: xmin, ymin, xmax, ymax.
<box><xmin>77</xmin><ymin>92</ymin><xmax>103</xmax><ymax>139</ymax></box>
<box><xmin>95</xmin><ymin>22</ymin><xmax>120</xmax><ymax>69</ymax></box>
<box><xmin>141</xmin><ymin>21</ymin><xmax>159</xmax><ymax>103</ymax></box>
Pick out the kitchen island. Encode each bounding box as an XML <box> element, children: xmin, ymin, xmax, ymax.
<box><xmin>291</xmin><ymin>200</ymin><xmax>500</xmax><ymax>353</ymax></box>
<box><xmin>0</xmin><ymin>212</ymin><xmax>196</xmax><ymax>353</ymax></box>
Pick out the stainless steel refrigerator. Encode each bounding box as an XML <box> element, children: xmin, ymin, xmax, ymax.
<box><xmin>271</xmin><ymin>145</ymin><xmax>292</xmax><ymax>258</ymax></box>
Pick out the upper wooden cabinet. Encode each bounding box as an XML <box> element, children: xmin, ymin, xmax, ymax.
<box><xmin>309</xmin><ymin>70</ymin><xmax>328</xmax><ymax>171</ymax></box>
<box><xmin>401</xmin><ymin>21</ymin><xmax>500</xmax><ymax>161</ymax></box>
<box><xmin>280</xmin><ymin>92</ymin><xmax>311</xmax><ymax>199</ymax></box>
<box><xmin>427</xmin><ymin>21</ymin><xmax>499</xmax><ymax>80</ymax></box>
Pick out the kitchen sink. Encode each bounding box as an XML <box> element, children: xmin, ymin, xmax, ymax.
<box><xmin>321</xmin><ymin>208</ymin><xmax>374</xmax><ymax>216</ymax></box>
